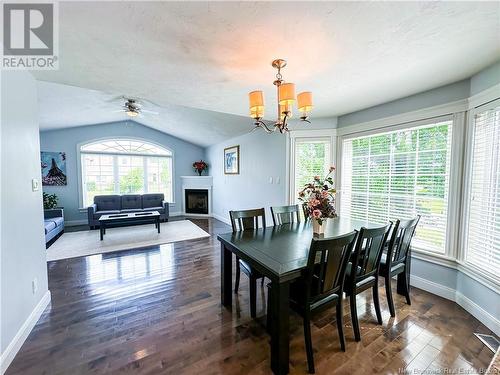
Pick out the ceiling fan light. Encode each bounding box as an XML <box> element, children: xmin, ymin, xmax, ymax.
<box><xmin>297</xmin><ymin>92</ymin><xmax>313</xmax><ymax>113</ymax></box>
<box><xmin>126</xmin><ymin>110</ymin><xmax>139</xmax><ymax>117</ymax></box>
<box><xmin>278</xmin><ymin>83</ymin><xmax>295</xmax><ymax>105</ymax></box>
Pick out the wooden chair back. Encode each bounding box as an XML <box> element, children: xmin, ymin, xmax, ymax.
<box><xmin>350</xmin><ymin>224</ymin><xmax>391</xmax><ymax>282</ymax></box>
<box><xmin>305</xmin><ymin>231</ymin><xmax>357</xmax><ymax>300</ymax></box>
<box><xmin>229</xmin><ymin>208</ymin><xmax>266</xmax><ymax>232</ymax></box>
<box><xmin>387</xmin><ymin>216</ymin><xmax>420</xmax><ymax>266</ymax></box>
<box><xmin>270</xmin><ymin>204</ymin><xmax>301</xmax><ymax>226</ymax></box>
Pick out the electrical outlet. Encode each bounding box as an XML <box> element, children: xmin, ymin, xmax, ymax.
<box><xmin>32</xmin><ymin>178</ymin><xmax>39</xmax><ymax>192</ymax></box>
<box><xmin>32</xmin><ymin>278</ymin><xmax>38</xmax><ymax>294</ymax></box>
<box><xmin>276</xmin><ymin>176</ymin><xmax>281</xmax><ymax>184</ymax></box>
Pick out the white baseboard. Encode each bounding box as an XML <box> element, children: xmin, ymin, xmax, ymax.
<box><xmin>212</xmin><ymin>213</ymin><xmax>231</xmax><ymax>225</ymax></box>
<box><xmin>411</xmin><ymin>275</ymin><xmax>499</xmax><ymax>336</ymax></box>
<box><xmin>1</xmin><ymin>290</ymin><xmax>51</xmax><ymax>374</ymax></box>
<box><xmin>169</xmin><ymin>211</ymin><xmax>182</xmax><ymax>217</ymax></box>
<box><xmin>455</xmin><ymin>291</ymin><xmax>500</xmax><ymax>337</ymax></box>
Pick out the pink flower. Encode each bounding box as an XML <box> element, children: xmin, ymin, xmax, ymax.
<box><xmin>321</xmin><ymin>191</ymin><xmax>329</xmax><ymax>198</ymax></box>
<box><xmin>308</xmin><ymin>198</ymin><xmax>320</xmax><ymax>207</ymax></box>
<box><xmin>314</xmin><ymin>175</ymin><xmax>320</xmax><ymax>181</ymax></box>
<box><xmin>312</xmin><ymin>209</ymin><xmax>322</xmax><ymax>219</ymax></box>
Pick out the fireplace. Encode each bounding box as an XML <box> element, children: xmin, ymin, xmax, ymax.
<box><xmin>184</xmin><ymin>189</ymin><xmax>209</xmax><ymax>215</ymax></box>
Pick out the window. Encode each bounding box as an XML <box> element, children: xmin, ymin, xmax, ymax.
<box><xmin>293</xmin><ymin>138</ymin><xmax>332</xmax><ymax>203</ymax></box>
<box><xmin>341</xmin><ymin>120</ymin><xmax>453</xmax><ymax>253</ymax></box>
<box><xmin>464</xmin><ymin>102</ymin><xmax>500</xmax><ymax>276</ymax></box>
<box><xmin>80</xmin><ymin>139</ymin><xmax>173</xmax><ymax>206</ymax></box>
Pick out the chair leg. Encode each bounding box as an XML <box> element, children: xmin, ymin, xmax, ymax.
<box><xmin>373</xmin><ymin>279</ymin><xmax>383</xmax><ymax>325</ymax></box>
<box><xmin>234</xmin><ymin>259</ymin><xmax>240</xmax><ymax>293</ymax></box>
<box><xmin>349</xmin><ymin>293</ymin><xmax>361</xmax><ymax>342</ymax></box>
<box><xmin>336</xmin><ymin>300</ymin><xmax>345</xmax><ymax>351</ymax></box>
<box><xmin>303</xmin><ymin>312</ymin><xmax>315</xmax><ymax>373</ymax></box>
<box><xmin>403</xmin><ymin>269</ymin><xmax>411</xmax><ymax>305</ymax></box>
<box><xmin>385</xmin><ymin>274</ymin><xmax>395</xmax><ymax>317</ymax></box>
<box><xmin>250</xmin><ymin>277</ymin><xmax>257</xmax><ymax>318</ymax></box>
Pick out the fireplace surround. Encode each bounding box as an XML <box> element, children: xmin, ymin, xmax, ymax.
<box><xmin>180</xmin><ymin>176</ymin><xmax>212</xmax><ymax>217</ymax></box>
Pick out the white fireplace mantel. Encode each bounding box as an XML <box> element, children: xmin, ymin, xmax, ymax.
<box><xmin>180</xmin><ymin>176</ymin><xmax>213</xmax><ymax>216</ymax></box>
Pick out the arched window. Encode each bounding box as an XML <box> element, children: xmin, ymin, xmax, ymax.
<box><xmin>80</xmin><ymin>139</ymin><xmax>173</xmax><ymax>206</ymax></box>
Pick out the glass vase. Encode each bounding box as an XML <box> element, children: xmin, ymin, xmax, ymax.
<box><xmin>313</xmin><ymin>220</ymin><xmax>325</xmax><ymax>236</ymax></box>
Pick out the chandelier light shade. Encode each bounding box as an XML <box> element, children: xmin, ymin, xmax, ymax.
<box><xmin>278</xmin><ymin>83</ymin><xmax>296</xmax><ymax>106</ymax></box>
<box><xmin>248</xmin><ymin>58</ymin><xmax>312</xmax><ymax>133</ymax></box>
<box><xmin>297</xmin><ymin>92</ymin><xmax>313</xmax><ymax>113</ymax></box>
<box><xmin>249</xmin><ymin>90</ymin><xmax>264</xmax><ymax>110</ymax></box>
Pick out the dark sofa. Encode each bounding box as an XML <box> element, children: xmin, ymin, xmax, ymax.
<box><xmin>87</xmin><ymin>194</ymin><xmax>169</xmax><ymax>229</ymax></box>
<box><xmin>44</xmin><ymin>208</ymin><xmax>64</xmax><ymax>246</ymax></box>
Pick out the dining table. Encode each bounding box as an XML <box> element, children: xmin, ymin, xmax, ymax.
<box><xmin>217</xmin><ymin>217</ymin><xmax>411</xmax><ymax>375</ymax></box>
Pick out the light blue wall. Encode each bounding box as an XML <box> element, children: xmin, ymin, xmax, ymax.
<box><xmin>40</xmin><ymin>121</ymin><xmax>205</xmax><ymax>223</ymax></box>
<box><xmin>337</xmin><ymin>79</ymin><xmax>471</xmax><ymax>128</ymax></box>
<box><xmin>470</xmin><ymin>60</ymin><xmax>500</xmax><ymax>96</ymax></box>
<box><xmin>206</xmin><ymin>130</ymin><xmax>287</xmax><ymax>222</ymax></box>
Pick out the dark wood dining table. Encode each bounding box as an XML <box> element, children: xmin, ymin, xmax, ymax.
<box><xmin>218</xmin><ymin>217</ymin><xmax>407</xmax><ymax>375</ymax></box>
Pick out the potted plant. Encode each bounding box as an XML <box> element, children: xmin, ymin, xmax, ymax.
<box><xmin>298</xmin><ymin>166</ymin><xmax>337</xmax><ymax>235</ymax></box>
<box><xmin>193</xmin><ymin>160</ymin><xmax>208</xmax><ymax>176</ymax></box>
<box><xmin>43</xmin><ymin>192</ymin><xmax>58</xmax><ymax>210</ymax></box>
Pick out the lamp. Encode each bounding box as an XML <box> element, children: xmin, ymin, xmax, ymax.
<box><xmin>297</xmin><ymin>91</ymin><xmax>313</xmax><ymax>122</ymax></box>
<box><xmin>248</xmin><ymin>59</ymin><xmax>313</xmax><ymax>133</ymax></box>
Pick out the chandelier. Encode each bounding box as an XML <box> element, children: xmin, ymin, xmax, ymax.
<box><xmin>248</xmin><ymin>59</ymin><xmax>313</xmax><ymax>133</ymax></box>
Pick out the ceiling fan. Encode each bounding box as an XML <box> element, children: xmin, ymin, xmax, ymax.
<box><xmin>111</xmin><ymin>97</ymin><xmax>159</xmax><ymax>117</ymax></box>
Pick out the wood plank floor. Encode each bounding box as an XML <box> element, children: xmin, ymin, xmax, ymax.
<box><xmin>7</xmin><ymin>218</ymin><xmax>494</xmax><ymax>374</ymax></box>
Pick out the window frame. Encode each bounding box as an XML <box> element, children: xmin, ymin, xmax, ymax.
<box><xmin>458</xmin><ymin>98</ymin><xmax>500</xmax><ymax>287</ymax></box>
<box><xmin>287</xmin><ymin>129</ymin><xmax>337</xmax><ymax>205</ymax></box>
<box><xmin>337</xmin><ymin>114</ymin><xmax>464</xmax><ymax>259</ymax></box>
<box><xmin>77</xmin><ymin>137</ymin><xmax>175</xmax><ymax>209</ymax></box>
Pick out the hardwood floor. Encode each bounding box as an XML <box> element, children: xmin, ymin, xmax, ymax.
<box><xmin>7</xmin><ymin>218</ymin><xmax>494</xmax><ymax>374</ymax></box>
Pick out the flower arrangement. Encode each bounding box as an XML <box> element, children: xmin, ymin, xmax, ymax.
<box><xmin>298</xmin><ymin>166</ymin><xmax>337</xmax><ymax>231</ymax></box>
<box><xmin>193</xmin><ymin>160</ymin><xmax>208</xmax><ymax>176</ymax></box>
<box><xmin>43</xmin><ymin>192</ymin><xmax>58</xmax><ymax>210</ymax></box>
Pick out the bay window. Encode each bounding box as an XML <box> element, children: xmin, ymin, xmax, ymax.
<box><xmin>463</xmin><ymin>100</ymin><xmax>500</xmax><ymax>278</ymax></box>
<box><xmin>80</xmin><ymin>139</ymin><xmax>173</xmax><ymax>207</ymax></box>
<box><xmin>340</xmin><ymin>119</ymin><xmax>453</xmax><ymax>253</ymax></box>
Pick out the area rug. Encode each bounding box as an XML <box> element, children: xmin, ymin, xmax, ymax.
<box><xmin>46</xmin><ymin>220</ymin><xmax>210</xmax><ymax>261</ymax></box>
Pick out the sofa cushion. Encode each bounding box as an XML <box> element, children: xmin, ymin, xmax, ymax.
<box><xmin>44</xmin><ymin>220</ymin><xmax>56</xmax><ymax>234</ymax></box>
<box><xmin>94</xmin><ymin>195</ymin><xmax>121</xmax><ymax>211</ymax></box>
<box><xmin>142</xmin><ymin>194</ymin><xmax>164</xmax><ymax>209</ymax></box>
<box><xmin>121</xmin><ymin>195</ymin><xmax>142</xmax><ymax>209</ymax></box>
<box><xmin>51</xmin><ymin>217</ymin><xmax>64</xmax><ymax>227</ymax></box>
<box><xmin>120</xmin><ymin>209</ymin><xmax>142</xmax><ymax>213</ymax></box>
<box><xmin>143</xmin><ymin>206</ymin><xmax>163</xmax><ymax>212</ymax></box>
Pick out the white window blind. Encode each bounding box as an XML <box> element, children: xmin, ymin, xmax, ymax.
<box><xmin>341</xmin><ymin>120</ymin><xmax>453</xmax><ymax>253</ymax></box>
<box><xmin>293</xmin><ymin>138</ymin><xmax>331</xmax><ymax>203</ymax></box>
<box><xmin>465</xmin><ymin>102</ymin><xmax>500</xmax><ymax>276</ymax></box>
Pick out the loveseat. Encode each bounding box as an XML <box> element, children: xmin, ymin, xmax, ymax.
<box><xmin>44</xmin><ymin>208</ymin><xmax>64</xmax><ymax>246</ymax></box>
<box><xmin>87</xmin><ymin>194</ymin><xmax>169</xmax><ymax>229</ymax></box>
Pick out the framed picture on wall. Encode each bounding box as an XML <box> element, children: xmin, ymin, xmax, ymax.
<box><xmin>224</xmin><ymin>145</ymin><xmax>240</xmax><ymax>175</ymax></box>
<box><xmin>41</xmin><ymin>151</ymin><xmax>67</xmax><ymax>186</ymax></box>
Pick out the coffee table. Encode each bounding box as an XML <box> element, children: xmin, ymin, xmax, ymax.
<box><xmin>98</xmin><ymin>211</ymin><xmax>160</xmax><ymax>240</ymax></box>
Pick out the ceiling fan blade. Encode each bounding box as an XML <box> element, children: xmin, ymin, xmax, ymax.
<box><xmin>110</xmin><ymin>109</ymin><xmax>125</xmax><ymax>113</ymax></box>
<box><xmin>140</xmin><ymin>109</ymin><xmax>159</xmax><ymax>115</ymax></box>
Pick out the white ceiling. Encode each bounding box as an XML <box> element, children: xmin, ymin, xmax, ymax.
<box><xmin>36</xmin><ymin>1</ymin><xmax>500</xmax><ymax>145</ymax></box>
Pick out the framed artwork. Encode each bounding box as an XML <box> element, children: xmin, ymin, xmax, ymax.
<box><xmin>224</xmin><ymin>145</ymin><xmax>240</xmax><ymax>175</ymax></box>
<box><xmin>41</xmin><ymin>151</ymin><xmax>67</xmax><ymax>186</ymax></box>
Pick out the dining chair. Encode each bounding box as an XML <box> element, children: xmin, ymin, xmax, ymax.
<box><xmin>287</xmin><ymin>231</ymin><xmax>358</xmax><ymax>373</ymax></box>
<box><xmin>343</xmin><ymin>224</ymin><xmax>391</xmax><ymax>341</ymax></box>
<box><xmin>229</xmin><ymin>208</ymin><xmax>266</xmax><ymax>318</ymax></box>
<box><xmin>302</xmin><ymin>203</ymin><xmax>310</xmax><ymax>220</ymax></box>
<box><xmin>380</xmin><ymin>216</ymin><xmax>420</xmax><ymax>317</ymax></box>
<box><xmin>270</xmin><ymin>204</ymin><xmax>301</xmax><ymax>226</ymax></box>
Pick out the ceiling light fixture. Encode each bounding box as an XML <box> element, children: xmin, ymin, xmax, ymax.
<box><xmin>249</xmin><ymin>59</ymin><xmax>313</xmax><ymax>133</ymax></box>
